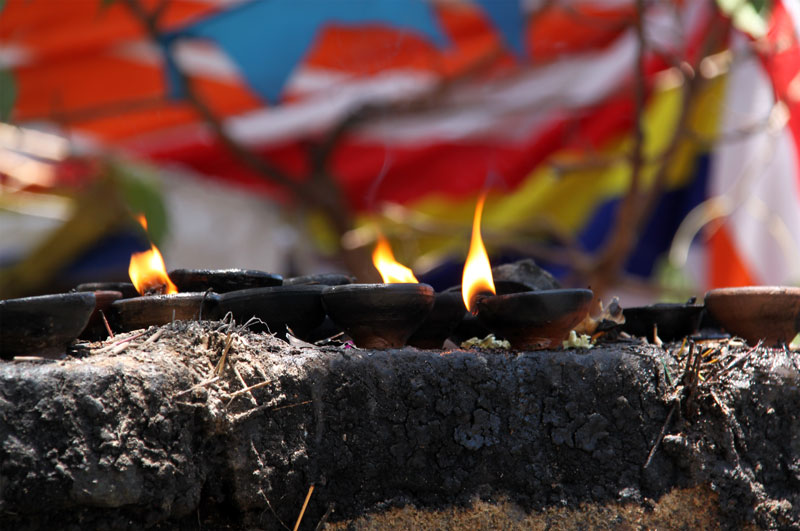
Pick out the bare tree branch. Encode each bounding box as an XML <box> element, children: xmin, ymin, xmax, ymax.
<box><xmin>122</xmin><ymin>0</ymin><xmax>370</xmax><ymax>275</ymax></box>
<box><xmin>587</xmin><ymin>0</ymin><xmax>730</xmax><ymax>297</ymax></box>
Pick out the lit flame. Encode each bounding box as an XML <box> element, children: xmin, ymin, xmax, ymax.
<box><xmin>462</xmin><ymin>193</ymin><xmax>495</xmax><ymax>312</ymax></box>
<box><xmin>372</xmin><ymin>234</ymin><xmax>419</xmax><ymax>284</ymax></box>
<box><xmin>128</xmin><ymin>214</ymin><xmax>178</xmax><ymax>295</ymax></box>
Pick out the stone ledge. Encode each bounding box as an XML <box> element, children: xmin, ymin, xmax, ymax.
<box><xmin>1</xmin><ymin>321</ymin><xmax>798</xmax><ymax>529</ymax></box>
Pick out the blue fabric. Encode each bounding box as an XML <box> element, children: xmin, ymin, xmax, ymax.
<box><xmin>577</xmin><ymin>154</ymin><xmax>711</xmax><ymax>277</ymax></box>
<box><xmin>58</xmin><ymin>231</ymin><xmax>150</xmax><ymax>287</ymax></box>
<box><xmin>171</xmin><ymin>0</ymin><xmax>449</xmax><ymax>102</ymax></box>
<box><xmin>160</xmin><ymin>34</ymin><xmax>186</xmax><ymax>100</ymax></box>
<box><xmin>474</xmin><ymin>0</ymin><xmax>526</xmax><ymax>58</ymax></box>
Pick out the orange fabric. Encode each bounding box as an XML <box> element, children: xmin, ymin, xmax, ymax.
<box><xmin>303</xmin><ymin>2</ymin><xmax>632</xmax><ymax>77</ymax></box>
<box><xmin>0</xmin><ymin>0</ymin><xmax>214</xmax><ymax>61</ymax></box>
<box><xmin>75</xmin><ymin>103</ymin><xmax>199</xmax><ymax>142</ymax></box>
<box><xmin>303</xmin><ymin>26</ymin><xmax>440</xmax><ymax>75</ymax></box>
<box><xmin>529</xmin><ymin>5</ymin><xmax>635</xmax><ymax>62</ymax></box>
<box><xmin>708</xmin><ymin>224</ymin><xmax>756</xmax><ymax>288</ymax></box>
<box><xmin>14</xmin><ymin>54</ymin><xmax>261</xmax><ymax>139</ymax></box>
<box><xmin>302</xmin><ymin>6</ymin><xmax>513</xmax><ymax>78</ymax></box>
<box><xmin>15</xmin><ymin>56</ymin><xmax>167</xmax><ymax>119</ymax></box>
<box><xmin>4</xmin><ymin>0</ymin><xmax>261</xmax><ymax>140</ymax></box>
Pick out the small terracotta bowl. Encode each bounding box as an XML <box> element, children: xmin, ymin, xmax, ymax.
<box><xmin>169</xmin><ymin>269</ymin><xmax>283</xmax><ymax>293</ymax></box>
<box><xmin>474</xmin><ymin>289</ymin><xmax>593</xmax><ymax>350</ymax></box>
<box><xmin>704</xmin><ymin>286</ymin><xmax>800</xmax><ymax>346</ymax></box>
<box><xmin>218</xmin><ymin>285</ymin><xmax>326</xmax><ymax>337</ymax></box>
<box><xmin>322</xmin><ymin>283</ymin><xmax>435</xmax><ymax>349</ymax></box>
<box><xmin>1</xmin><ymin>292</ymin><xmax>96</xmax><ymax>359</ymax></box>
<box><xmin>111</xmin><ymin>292</ymin><xmax>222</xmax><ymax>332</ymax></box>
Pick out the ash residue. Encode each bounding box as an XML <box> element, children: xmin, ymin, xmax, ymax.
<box><xmin>1</xmin><ymin>323</ymin><xmax>799</xmax><ymax>529</ymax></box>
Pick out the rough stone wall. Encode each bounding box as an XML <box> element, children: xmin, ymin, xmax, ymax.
<box><xmin>1</xmin><ymin>322</ymin><xmax>799</xmax><ymax>529</ymax></box>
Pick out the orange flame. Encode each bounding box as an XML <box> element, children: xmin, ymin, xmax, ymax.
<box><xmin>372</xmin><ymin>234</ymin><xmax>419</xmax><ymax>283</ymax></box>
<box><xmin>129</xmin><ymin>214</ymin><xmax>178</xmax><ymax>295</ymax></box>
<box><xmin>462</xmin><ymin>193</ymin><xmax>495</xmax><ymax>312</ymax></box>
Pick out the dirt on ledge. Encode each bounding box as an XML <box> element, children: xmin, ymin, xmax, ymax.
<box><xmin>1</xmin><ymin>320</ymin><xmax>799</xmax><ymax>530</ymax></box>
<box><xmin>329</xmin><ymin>484</ymin><xmax>729</xmax><ymax>530</ymax></box>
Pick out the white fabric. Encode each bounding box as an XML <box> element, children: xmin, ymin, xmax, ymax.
<box><xmin>710</xmin><ymin>40</ymin><xmax>800</xmax><ymax>284</ymax></box>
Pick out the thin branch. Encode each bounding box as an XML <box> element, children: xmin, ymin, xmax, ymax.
<box><xmin>123</xmin><ymin>0</ymin><xmax>354</xmax><ymax>233</ymax></box>
<box><xmin>588</xmin><ymin>0</ymin><xmax>648</xmax><ymax>296</ymax></box>
<box><xmin>125</xmin><ymin>0</ymin><xmax>303</xmax><ymax>193</ymax></box>
<box><xmin>643</xmin><ymin>399</ymin><xmax>678</xmax><ymax>469</ymax></box>
<box><xmin>588</xmin><ymin>1</ymin><xmax>730</xmax><ymax>297</ymax></box>
<box><xmin>173</xmin><ymin>376</ymin><xmax>220</xmax><ymax>399</ymax></box>
<box><xmin>292</xmin><ymin>484</ymin><xmax>315</xmax><ymax>531</ymax></box>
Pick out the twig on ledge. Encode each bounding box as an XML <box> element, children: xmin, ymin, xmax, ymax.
<box><xmin>293</xmin><ymin>484</ymin><xmax>315</xmax><ymax>531</ymax></box>
<box><xmin>231</xmin><ymin>363</ymin><xmax>258</xmax><ymax>406</ymax></box>
<box><xmin>232</xmin><ymin>399</ymin><xmax>313</xmax><ymax>424</ymax></box>
<box><xmin>314</xmin><ymin>503</ymin><xmax>335</xmax><ymax>531</ymax></box>
<box><xmin>94</xmin><ymin>330</ymin><xmax>149</xmax><ymax>354</ymax></box>
<box><xmin>99</xmin><ymin>310</ymin><xmax>114</xmax><ymax>338</ymax></box>
<box><xmin>705</xmin><ymin>341</ymin><xmax>762</xmax><ymax>385</ymax></box>
<box><xmin>143</xmin><ymin>327</ymin><xmax>165</xmax><ymax>344</ymax></box>
<box><xmin>226</xmin><ymin>379</ymin><xmax>271</xmax><ymax>406</ymax></box>
<box><xmin>643</xmin><ymin>399</ymin><xmax>678</xmax><ymax>469</ymax></box>
<box><xmin>173</xmin><ymin>376</ymin><xmax>220</xmax><ymax>399</ymax></box>
<box><xmin>214</xmin><ymin>331</ymin><xmax>234</xmax><ymax>377</ymax></box>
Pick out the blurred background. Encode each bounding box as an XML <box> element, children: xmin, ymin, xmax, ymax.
<box><xmin>1</xmin><ymin>0</ymin><xmax>798</xmax><ymax>303</ymax></box>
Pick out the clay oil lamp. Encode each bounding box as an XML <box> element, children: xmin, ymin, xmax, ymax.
<box><xmin>284</xmin><ymin>273</ymin><xmax>354</xmax><ymax>286</ymax></box>
<box><xmin>462</xmin><ymin>194</ymin><xmax>593</xmax><ymax>350</ymax></box>
<box><xmin>447</xmin><ymin>281</ymin><xmax>532</xmax><ymax>344</ymax></box>
<box><xmin>282</xmin><ymin>274</ymin><xmax>355</xmax><ymax>341</ymax></box>
<box><xmin>168</xmin><ymin>268</ymin><xmax>282</xmax><ymax>293</ymax></box>
<box><xmin>705</xmin><ymin>286</ymin><xmax>800</xmax><ymax>346</ymax></box>
<box><xmin>218</xmin><ymin>285</ymin><xmax>326</xmax><ymax>337</ymax></box>
<box><xmin>1</xmin><ymin>292</ymin><xmax>96</xmax><ymax>359</ymax></box>
<box><xmin>622</xmin><ymin>298</ymin><xmax>704</xmax><ymax>343</ymax></box>
<box><xmin>407</xmin><ymin>289</ymin><xmax>466</xmax><ymax>349</ymax></box>
<box><xmin>321</xmin><ymin>234</ymin><xmax>434</xmax><ymax>349</ymax></box>
<box><xmin>233</xmin><ymin>273</ymin><xmax>353</xmax><ymax>341</ymax></box>
<box><xmin>76</xmin><ymin>282</ymin><xmax>139</xmax><ymax>299</ymax></box>
<box><xmin>110</xmin><ymin>215</ymin><xmax>221</xmax><ymax>332</ymax></box>
<box><xmin>112</xmin><ymin>291</ymin><xmax>221</xmax><ymax>333</ymax></box>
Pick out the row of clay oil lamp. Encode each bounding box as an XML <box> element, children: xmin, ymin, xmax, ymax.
<box><xmin>1</xmin><ymin>269</ymin><xmax>799</xmax><ymax>359</ymax></box>
<box><xmin>2</xmin><ymin>199</ymin><xmax>800</xmax><ymax>359</ymax></box>
<box><xmin>0</xmin><ymin>270</ymin><xmax>335</xmax><ymax>359</ymax></box>
<box><xmin>85</xmin><ymin>268</ymin><xmax>593</xmax><ymax>351</ymax></box>
<box><xmin>0</xmin><ymin>265</ymin><xmax>591</xmax><ymax>358</ymax></box>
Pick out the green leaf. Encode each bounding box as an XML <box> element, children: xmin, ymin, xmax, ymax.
<box><xmin>653</xmin><ymin>256</ymin><xmax>697</xmax><ymax>304</ymax></box>
<box><xmin>791</xmin><ymin>332</ymin><xmax>800</xmax><ymax>350</ymax></box>
<box><xmin>100</xmin><ymin>0</ymin><xmax>117</xmax><ymax>9</ymax></box>
<box><xmin>748</xmin><ymin>0</ymin><xmax>770</xmax><ymax>15</ymax></box>
<box><xmin>716</xmin><ymin>0</ymin><xmax>769</xmax><ymax>38</ymax></box>
<box><xmin>106</xmin><ymin>160</ymin><xmax>170</xmax><ymax>246</ymax></box>
<box><xmin>0</xmin><ymin>69</ymin><xmax>17</xmax><ymax>123</ymax></box>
